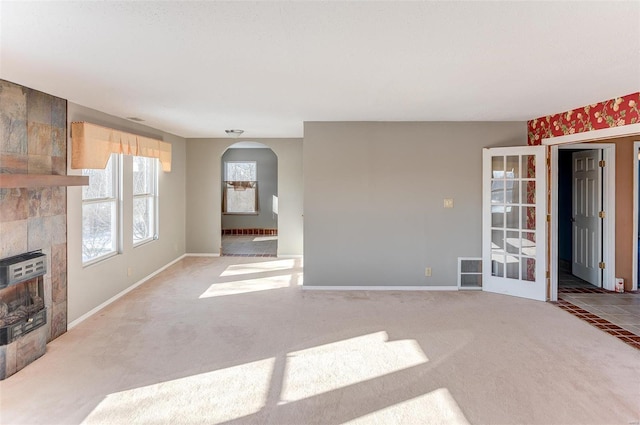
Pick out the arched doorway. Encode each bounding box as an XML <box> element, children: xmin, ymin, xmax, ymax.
<box><xmin>221</xmin><ymin>142</ymin><xmax>278</xmax><ymax>256</ymax></box>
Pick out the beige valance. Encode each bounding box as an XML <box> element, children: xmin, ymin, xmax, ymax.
<box><xmin>71</xmin><ymin>122</ymin><xmax>172</xmax><ymax>171</ymax></box>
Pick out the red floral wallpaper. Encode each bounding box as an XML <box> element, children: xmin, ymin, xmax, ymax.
<box><xmin>527</xmin><ymin>92</ymin><xmax>640</xmax><ymax>145</ymax></box>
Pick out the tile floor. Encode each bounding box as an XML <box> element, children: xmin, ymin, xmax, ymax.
<box><xmin>555</xmin><ymin>260</ymin><xmax>640</xmax><ymax>349</ymax></box>
<box><xmin>557</xmin><ymin>291</ymin><xmax>640</xmax><ymax>350</ymax></box>
<box><xmin>221</xmin><ymin>234</ymin><xmax>277</xmax><ymax>257</ymax></box>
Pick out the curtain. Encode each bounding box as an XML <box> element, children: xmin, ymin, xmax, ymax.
<box><xmin>71</xmin><ymin>122</ymin><xmax>172</xmax><ymax>171</ymax></box>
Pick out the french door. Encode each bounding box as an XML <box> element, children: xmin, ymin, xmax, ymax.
<box><xmin>482</xmin><ymin>146</ymin><xmax>547</xmax><ymax>301</ymax></box>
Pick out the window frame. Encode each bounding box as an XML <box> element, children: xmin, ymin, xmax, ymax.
<box><xmin>223</xmin><ymin>160</ymin><xmax>259</xmax><ymax>215</ymax></box>
<box><xmin>132</xmin><ymin>156</ymin><xmax>159</xmax><ymax>247</ymax></box>
<box><xmin>81</xmin><ymin>153</ymin><xmax>121</xmax><ymax>266</ymax></box>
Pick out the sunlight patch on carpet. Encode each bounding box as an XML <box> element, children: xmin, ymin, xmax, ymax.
<box><xmin>280</xmin><ymin>331</ymin><xmax>428</xmax><ymax>402</ymax></box>
<box><xmin>221</xmin><ymin>259</ymin><xmax>297</xmax><ymax>276</ymax></box>
<box><xmin>200</xmin><ymin>275</ymin><xmax>294</xmax><ymax>298</ymax></box>
<box><xmin>343</xmin><ymin>388</ymin><xmax>470</xmax><ymax>425</ymax></box>
<box><xmin>82</xmin><ymin>358</ymin><xmax>275</xmax><ymax>424</ymax></box>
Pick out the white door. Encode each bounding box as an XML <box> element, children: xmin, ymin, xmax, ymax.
<box><xmin>482</xmin><ymin>146</ymin><xmax>547</xmax><ymax>301</ymax></box>
<box><xmin>572</xmin><ymin>150</ymin><xmax>602</xmax><ymax>286</ymax></box>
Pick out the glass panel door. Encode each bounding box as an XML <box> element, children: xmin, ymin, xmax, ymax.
<box><xmin>482</xmin><ymin>146</ymin><xmax>547</xmax><ymax>301</ymax></box>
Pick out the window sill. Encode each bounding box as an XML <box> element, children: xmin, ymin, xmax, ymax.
<box><xmin>134</xmin><ymin>236</ymin><xmax>158</xmax><ymax>248</ymax></box>
<box><xmin>82</xmin><ymin>251</ymin><xmax>119</xmax><ymax>268</ymax></box>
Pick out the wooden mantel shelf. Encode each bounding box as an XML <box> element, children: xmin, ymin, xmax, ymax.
<box><xmin>0</xmin><ymin>174</ymin><xmax>89</xmax><ymax>189</ymax></box>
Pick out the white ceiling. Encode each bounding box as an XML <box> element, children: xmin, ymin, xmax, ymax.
<box><xmin>1</xmin><ymin>1</ymin><xmax>639</xmax><ymax>138</ymax></box>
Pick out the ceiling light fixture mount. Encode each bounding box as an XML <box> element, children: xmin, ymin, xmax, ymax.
<box><xmin>225</xmin><ymin>129</ymin><xmax>244</xmax><ymax>138</ymax></box>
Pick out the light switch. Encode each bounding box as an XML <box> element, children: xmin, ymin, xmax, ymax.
<box><xmin>444</xmin><ymin>198</ymin><xmax>454</xmax><ymax>208</ymax></box>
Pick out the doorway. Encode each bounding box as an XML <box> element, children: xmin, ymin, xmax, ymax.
<box><xmin>551</xmin><ymin>143</ymin><xmax>616</xmax><ymax>300</ymax></box>
<box><xmin>557</xmin><ymin>148</ymin><xmax>603</xmax><ymax>289</ymax></box>
<box><xmin>221</xmin><ymin>143</ymin><xmax>278</xmax><ymax>257</ymax></box>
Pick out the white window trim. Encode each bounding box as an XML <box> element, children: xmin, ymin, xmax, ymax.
<box><xmin>133</xmin><ymin>157</ymin><xmax>159</xmax><ymax>247</ymax></box>
<box><xmin>82</xmin><ymin>154</ymin><xmax>121</xmax><ymax>266</ymax></box>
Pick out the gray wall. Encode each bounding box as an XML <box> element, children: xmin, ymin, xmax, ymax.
<box><xmin>303</xmin><ymin>121</ymin><xmax>526</xmax><ymax>287</ymax></box>
<box><xmin>67</xmin><ymin>103</ymin><xmax>187</xmax><ymax>323</ymax></box>
<box><xmin>221</xmin><ymin>148</ymin><xmax>278</xmax><ymax>229</ymax></box>
<box><xmin>187</xmin><ymin>138</ymin><xmax>303</xmax><ymax>256</ymax></box>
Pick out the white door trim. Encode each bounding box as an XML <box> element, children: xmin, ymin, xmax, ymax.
<box><xmin>542</xmin><ymin>124</ymin><xmax>640</xmax><ymax>146</ymax></box>
<box><xmin>550</xmin><ymin>143</ymin><xmax>616</xmax><ymax>300</ymax></box>
<box><xmin>633</xmin><ymin>141</ymin><xmax>640</xmax><ymax>291</ymax></box>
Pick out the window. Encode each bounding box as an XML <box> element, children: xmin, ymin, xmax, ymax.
<box><xmin>82</xmin><ymin>154</ymin><xmax>119</xmax><ymax>264</ymax></box>
<box><xmin>223</xmin><ymin>161</ymin><xmax>258</xmax><ymax>213</ymax></box>
<box><xmin>133</xmin><ymin>156</ymin><xmax>158</xmax><ymax>245</ymax></box>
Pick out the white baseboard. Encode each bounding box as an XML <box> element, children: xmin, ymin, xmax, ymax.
<box><xmin>68</xmin><ymin>254</ymin><xmax>187</xmax><ymax>329</ymax></box>
<box><xmin>277</xmin><ymin>254</ymin><xmax>303</xmax><ymax>259</ymax></box>
<box><xmin>301</xmin><ymin>285</ymin><xmax>458</xmax><ymax>291</ymax></box>
<box><xmin>185</xmin><ymin>253</ymin><xmax>221</xmax><ymax>257</ymax></box>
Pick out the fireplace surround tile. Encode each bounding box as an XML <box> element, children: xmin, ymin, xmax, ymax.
<box><xmin>51</xmin><ymin>127</ymin><xmax>66</xmax><ymax>158</ymax></box>
<box><xmin>0</xmin><ymin>153</ymin><xmax>28</xmax><ymax>173</ymax></box>
<box><xmin>52</xmin><ymin>244</ymin><xmax>67</xmax><ymax>304</ymax></box>
<box><xmin>51</xmin><ymin>156</ymin><xmax>66</xmax><ymax>176</ymax></box>
<box><xmin>27</xmin><ymin>154</ymin><xmax>52</xmax><ymax>174</ymax></box>
<box><xmin>15</xmin><ymin>327</ymin><xmax>47</xmax><ymax>371</ymax></box>
<box><xmin>27</xmin><ymin>215</ymin><xmax>66</xmax><ymax>251</ymax></box>
<box><xmin>27</xmin><ymin>122</ymin><xmax>53</xmax><ymax>156</ymax></box>
<box><xmin>26</xmin><ymin>89</ymin><xmax>52</xmax><ymax>125</ymax></box>
<box><xmin>28</xmin><ymin>187</ymin><xmax>65</xmax><ymax>217</ymax></box>
<box><xmin>0</xmin><ymin>341</ymin><xmax>18</xmax><ymax>378</ymax></box>
<box><xmin>0</xmin><ymin>188</ymin><xmax>28</xmax><ymax>222</ymax></box>
<box><xmin>51</xmin><ymin>301</ymin><xmax>66</xmax><ymax>340</ymax></box>
<box><xmin>0</xmin><ymin>219</ymin><xmax>28</xmax><ymax>259</ymax></box>
<box><xmin>0</xmin><ymin>82</ymin><xmax>27</xmax><ymax>154</ymax></box>
<box><xmin>52</xmin><ymin>97</ymin><xmax>66</xmax><ymax>128</ymax></box>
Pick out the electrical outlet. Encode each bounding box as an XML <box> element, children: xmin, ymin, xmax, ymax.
<box><xmin>444</xmin><ymin>198</ymin><xmax>454</xmax><ymax>208</ymax></box>
<box><xmin>127</xmin><ymin>267</ymin><xmax>133</xmax><ymax>277</ymax></box>
<box><xmin>425</xmin><ymin>267</ymin><xmax>432</xmax><ymax>277</ymax></box>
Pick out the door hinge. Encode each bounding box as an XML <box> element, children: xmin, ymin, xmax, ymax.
<box><xmin>599</xmin><ymin>160</ymin><xmax>606</xmax><ymax>167</ymax></box>
<box><xmin>598</xmin><ymin>211</ymin><xmax>606</xmax><ymax>219</ymax></box>
<box><xmin>599</xmin><ymin>262</ymin><xmax>606</xmax><ymax>269</ymax></box>
<box><xmin>546</xmin><ymin>214</ymin><xmax>551</xmax><ymax>222</ymax></box>
<box><xmin>546</xmin><ymin>271</ymin><xmax>550</xmax><ymax>279</ymax></box>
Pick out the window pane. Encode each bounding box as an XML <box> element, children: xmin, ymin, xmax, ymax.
<box><xmin>522</xmin><ymin>258</ymin><xmax>536</xmax><ymax>282</ymax></box>
<box><xmin>82</xmin><ymin>155</ymin><xmax>114</xmax><ymax>200</ymax></box>
<box><xmin>82</xmin><ymin>201</ymin><xmax>116</xmax><ymax>262</ymax></box>
<box><xmin>226</xmin><ymin>187</ymin><xmax>257</xmax><ymax>213</ymax></box>
<box><xmin>506</xmin><ymin>156</ymin><xmax>520</xmax><ymax>178</ymax></box>
<box><xmin>506</xmin><ymin>256</ymin><xmax>520</xmax><ymax>280</ymax></box>
<box><xmin>506</xmin><ymin>206</ymin><xmax>520</xmax><ymax>229</ymax></box>
<box><xmin>491</xmin><ymin>156</ymin><xmax>504</xmax><ymax>175</ymax></box>
<box><xmin>522</xmin><ymin>155</ymin><xmax>535</xmax><ymax>178</ymax></box>
<box><xmin>226</xmin><ymin>162</ymin><xmax>256</xmax><ymax>181</ymax></box>
<box><xmin>133</xmin><ymin>156</ymin><xmax>154</xmax><ymax>195</ymax></box>
<box><xmin>133</xmin><ymin>196</ymin><xmax>154</xmax><ymax>243</ymax></box>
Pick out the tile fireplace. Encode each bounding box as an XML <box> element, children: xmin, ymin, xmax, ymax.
<box><xmin>0</xmin><ymin>251</ymin><xmax>48</xmax><ymax>379</ymax></box>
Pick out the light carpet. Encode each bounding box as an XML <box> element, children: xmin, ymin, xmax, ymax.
<box><xmin>1</xmin><ymin>256</ymin><xmax>639</xmax><ymax>424</ymax></box>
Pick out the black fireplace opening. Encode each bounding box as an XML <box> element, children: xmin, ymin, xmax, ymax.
<box><xmin>0</xmin><ymin>251</ymin><xmax>47</xmax><ymax>346</ymax></box>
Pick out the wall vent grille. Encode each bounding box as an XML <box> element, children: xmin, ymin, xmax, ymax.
<box><xmin>458</xmin><ymin>257</ymin><xmax>482</xmax><ymax>290</ymax></box>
